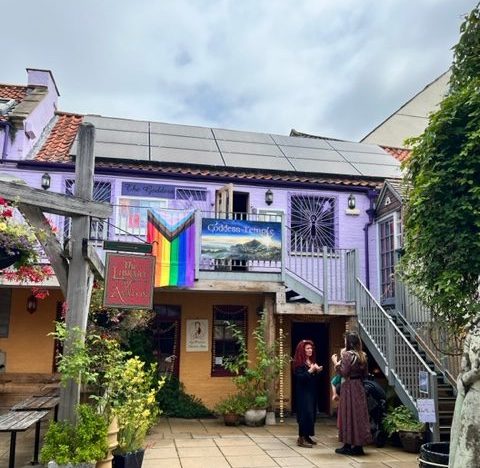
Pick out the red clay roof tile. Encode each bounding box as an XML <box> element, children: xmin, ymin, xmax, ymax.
<box><xmin>35</xmin><ymin>112</ymin><xmax>83</xmax><ymax>162</ymax></box>
<box><xmin>382</xmin><ymin>146</ymin><xmax>411</xmax><ymax>162</ymax></box>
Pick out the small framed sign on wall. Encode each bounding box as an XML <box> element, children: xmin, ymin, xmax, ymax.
<box><xmin>186</xmin><ymin>319</ymin><xmax>209</xmax><ymax>352</ymax></box>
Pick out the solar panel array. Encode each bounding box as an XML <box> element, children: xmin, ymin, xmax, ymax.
<box><xmin>69</xmin><ymin>115</ymin><xmax>401</xmax><ymax>179</ymax></box>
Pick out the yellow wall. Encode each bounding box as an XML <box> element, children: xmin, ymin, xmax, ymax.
<box><xmin>155</xmin><ymin>291</ymin><xmax>264</xmax><ymax>409</ymax></box>
<box><xmin>0</xmin><ymin>288</ymin><xmax>61</xmax><ymax>373</ymax></box>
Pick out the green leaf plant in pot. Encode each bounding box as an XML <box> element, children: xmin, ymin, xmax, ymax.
<box><xmin>40</xmin><ymin>404</ymin><xmax>108</xmax><ymax>468</ymax></box>
<box><xmin>223</xmin><ymin>313</ymin><xmax>288</xmax><ymax>427</ymax></box>
<box><xmin>382</xmin><ymin>405</ymin><xmax>425</xmax><ymax>453</ymax></box>
<box><xmin>110</xmin><ymin>357</ymin><xmax>163</xmax><ymax>468</ymax></box>
<box><xmin>215</xmin><ymin>394</ymin><xmax>248</xmax><ymax>426</ymax></box>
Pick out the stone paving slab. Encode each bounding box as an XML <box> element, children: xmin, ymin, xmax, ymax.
<box><xmin>1</xmin><ymin>416</ymin><xmax>420</xmax><ymax>468</ymax></box>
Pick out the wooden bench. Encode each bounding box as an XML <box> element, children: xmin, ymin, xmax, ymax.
<box><xmin>0</xmin><ymin>410</ymin><xmax>48</xmax><ymax>468</ymax></box>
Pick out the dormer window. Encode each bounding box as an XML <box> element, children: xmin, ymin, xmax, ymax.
<box><xmin>0</xmin><ymin>98</ymin><xmax>16</xmax><ymax>116</ymax></box>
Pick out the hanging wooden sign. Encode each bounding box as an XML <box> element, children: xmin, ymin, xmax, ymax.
<box><xmin>104</xmin><ymin>253</ymin><xmax>155</xmax><ymax>309</ymax></box>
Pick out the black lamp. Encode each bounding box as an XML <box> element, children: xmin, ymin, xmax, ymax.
<box><xmin>26</xmin><ymin>295</ymin><xmax>38</xmax><ymax>314</ymax></box>
<box><xmin>41</xmin><ymin>172</ymin><xmax>51</xmax><ymax>190</ymax></box>
<box><xmin>265</xmin><ymin>189</ymin><xmax>274</xmax><ymax>206</ymax></box>
<box><xmin>347</xmin><ymin>194</ymin><xmax>356</xmax><ymax>210</ymax></box>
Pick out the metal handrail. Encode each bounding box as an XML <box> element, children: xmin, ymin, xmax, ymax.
<box><xmin>356</xmin><ymin>278</ymin><xmax>439</xmax><ymax>441</ymax></box>
<box><xmin>395</xmin><ymin>276</ymin><xmax>462</xmax><ymax>386</ymax></box>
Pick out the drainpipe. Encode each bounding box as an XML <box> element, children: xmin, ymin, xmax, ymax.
<box><xmin>363</xmin><ymin>189</ymin><xmax>377</xmax><ymax>289</ymax></box>
<box><xmin>0</xmin><ymin>121</ymin><xmax>10</xmax><ymax>160</ymax></box>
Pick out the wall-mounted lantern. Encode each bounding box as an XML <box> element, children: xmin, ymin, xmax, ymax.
<box><xmin>26</xmin><ymin>295</ymin><xmax>38</xmax><ymax>314</ymax></box>
<box><xmin>265</xmin><ymin>189</ymin><xmax>274</xmax><ymax>206</ymax></box>
<box><xmin>41</xmin><ymin>172</ymin><xmax>51</xmax><ymax>190</ymax></box>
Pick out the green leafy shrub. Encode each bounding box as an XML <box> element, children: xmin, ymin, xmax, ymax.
<box><xmin>383</xmin><ymin>405</ymin><xmax>425</xmax><ymax>436</ymax></box>
<box><xmin>214</xmin><ymin>394</ymin><xmax>248</xmax><ymax>415</ymax></box>
<box><xmin>112</xmin><ymin>357</ymin><xmax>162</xmax><ymax>454</ymax></box>
<box><xmin>40</xmin><ymin>404</ymin><xmax>108</xmax><ymax>465</ymax></box>
<box><xmin>157</xmin><ymin>376</ymin><xmax>212</xmax><ymax>418</ymax></box>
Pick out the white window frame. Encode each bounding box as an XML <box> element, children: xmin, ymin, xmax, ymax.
<box><xmin>377</xmin><ymin>210</ymin><xmax>402</xmax><ymax>303</ymax></box>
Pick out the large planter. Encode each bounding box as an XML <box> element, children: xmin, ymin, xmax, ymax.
<box><xmin>398</xmin><ymin>430</ymin><xmax>424</xmax><ymax>453</ymax></box>
<box><xmin>112</xmin><ymin>449</ymin><xmax>145</xmax><ymax>468</ymax></box>
<box><xmin>96</xmin><ymin>416</ymin><xmax>119</xmax><ymax>468</ymax></box>
<box><xmin>244</xmin><ymin>409</ymin><xmax>267</xmax><ymax>427</ymax></box>
<box><xmin>47</xmin><ymin>463</ymin><xmax>95</xmax><ymax>468</ymax></box>
<box><xmin>418</xmin><ymin>442</ymin><xmax>449</xmax><ymax>468</ymax></box>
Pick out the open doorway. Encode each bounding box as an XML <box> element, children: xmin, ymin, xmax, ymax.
<box><xmin>291</xmin><ymin>321</ymin><xmax>330</xmax><ymax>415</ymax></box>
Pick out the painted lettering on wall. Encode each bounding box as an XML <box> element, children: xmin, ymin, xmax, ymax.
<box><xmin>122</xmin><ymin>182</ymin><xmax>176</xmax><ymax>199</ymax></box>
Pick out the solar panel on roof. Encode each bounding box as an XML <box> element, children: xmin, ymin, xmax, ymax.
<box><xmin>94</xmin><ymin>142</ymin><xmax>149</xmax><ymax>161</ymax></box>
<box><xmin>95</xmin><ymin>129</ymin><xmax>148</xmax><ymax>146</ymax></box>
<box><xmin>151</xmin><ymin>147</ymin><xmax>224</xmax><ymax>166</ymax></box>
<box><xmin>326</xmin><ymin>139</ymin><xmax>386</xmax><ymax>154</ymax></box>
<box><xmin>340</xmin><ymin>151</ymin><xmax>400</xmax><ymax>165</ymax></box>
<box><xmin>351</xmin><ymin>162</ymin><xmax>402</xmax><ymax>178</ymax></box>
<box><xmin>280</xmin><ymin>145</ymin><xmax>345</xmax><ymax>161</ymax></box>
<box><xmin>75</xmin><ymin>115</ymin><xmax>403</xmax><ymax>179</ymax></box>
<box><xmin>222</xmin><ymin>153</ymin><xmax>294</xmax><ymax>171</ymax></box>
<box><xmin>271</xmin><ymin>134</ymin><xmax>332</xmax><ymax>150</ymax></box>
<box><xmin>150</xmin><ymin>122</ymin><xmax>213</xmax><ymax>139</ymax></box>
<box><xmin>151</xmin><ymin>134</ymin><xmax>218</xmax><ymax>152</ymax></box>
<box><xmin>84</xmin><ymin>115</ymin><xmax>149</xmax><ymax>133</ymax></box>
<box><xmin>217</xmin><ymin>140</ymin><xmax>283</xmax><ymax>157</ymax></box>
<box><xmin>290</xmin><ymin>158</ymin><xmax>362</xmax><ymax>176</ymax></box>
<box><xmin>212</xmin><ymin>128</ymin><xmax>274</xmax><ymax>144</ymax></box>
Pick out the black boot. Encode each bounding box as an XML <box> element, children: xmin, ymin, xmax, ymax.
<box><xmin>350</xmin><ymin>446</ymin><xmax>365</xmax><ymax>455</ymax></box>
<box><xmin>306</xmin><ymin>436</ymin><xmax>317</xmax><ymax>445</ymax></box>
<box><xmin>297</xmin><ymin>437</ymin><xmax>313</xmax><ymax>448</ymax></box>
<box><xmin>335</xmin><ymin>444</ymin><xmax>352</xmax><ymax>455</ymax></box>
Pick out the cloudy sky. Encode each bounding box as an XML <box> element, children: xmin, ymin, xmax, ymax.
<box><xmin>2</xmin><ymin>0</ymin><xmax>477</xmax><ymax>141</ymax></box>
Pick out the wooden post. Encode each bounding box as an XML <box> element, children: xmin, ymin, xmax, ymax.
<box><xmin>58</xmin><ymin>123</ymin><xmax>96</xmax><ymax>423</ymax></box>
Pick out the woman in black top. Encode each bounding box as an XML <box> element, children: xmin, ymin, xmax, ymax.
<box><xmin>293</xmin><ymin>339</ymin><xmax>323</xmax><ymax>448</ymax></box>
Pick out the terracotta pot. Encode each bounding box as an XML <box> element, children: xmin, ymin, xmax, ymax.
<box><xmin>96</xmin><ymin>416</ymin><xmax>119</xmax><ymax>468</ymax></box>
<box><xmin>223</xmin><ymin>413</ymin><xmax>241</xmax><ymax>426</ymax></box>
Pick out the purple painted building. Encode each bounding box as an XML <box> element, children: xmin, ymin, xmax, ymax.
<box><xmin>1</xmin><ymin>69</ymin><xmax>405</xmax><ymax>414</ymax></box>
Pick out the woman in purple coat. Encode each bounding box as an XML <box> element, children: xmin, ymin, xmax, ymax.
<box><xmin>331</xmin><ymin>332</ymin><xmax>372</xmax><ymax>456</ymax></box>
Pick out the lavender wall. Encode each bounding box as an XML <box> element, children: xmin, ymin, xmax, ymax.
<box><xmin>5</xmin><ymin>70</ymin><xmax>58</xmax><ymax>161</ymax></box>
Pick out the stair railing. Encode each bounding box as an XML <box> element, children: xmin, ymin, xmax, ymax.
<box><xmin>395</xmin><ymin>276</ymin><xmax>462</xmax><ymax>386</ymax></box>
<box><xmin>356</xmin><ymin>278</ymin><xmax>440</xmax><ymax>441</ymax></box>
<box><xmin>284</xmin><ymin>226</ymin><xmax>357</xmax><ymax>311</ymax></box>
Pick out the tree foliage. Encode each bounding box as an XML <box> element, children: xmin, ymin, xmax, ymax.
<box><xmin>401</xmin><ymin>3</ymin><xmax>480</xmax><ymax>332</ymax></box>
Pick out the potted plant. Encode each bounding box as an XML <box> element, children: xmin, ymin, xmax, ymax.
<box><xmin>224</xmin><ymin>313</ymin><xmax>287</xmax><ymax>426</ymax></box>
<box><xmin>111</xmin><ymin>357</ymin><xmax>161</xmax><ymax>468</ymax></box>
<box><xmin>214</xmin><ymin>394</ymin><xmax>247</xmax><ymax>426</ymax></box>
<box><xmin>383</xmin><ymin>405</ymin><xmax>425</xmax><ymax>453</ymax></box>
<box><xmin>40</xmin><ymin>404</ymin><xmax>108</xmax><ymax>468</ymax></box>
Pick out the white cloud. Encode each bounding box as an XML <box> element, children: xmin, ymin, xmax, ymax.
<box><xmin>2</xmin><ymin>0</ymin><xmax>477</xmax><ymax>140</ymax></box>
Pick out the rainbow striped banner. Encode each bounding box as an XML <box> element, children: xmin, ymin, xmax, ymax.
<box><xmin>147</xmin><ymin>209</ymin><xmax>196</xmax><ymax>287</ymax></box>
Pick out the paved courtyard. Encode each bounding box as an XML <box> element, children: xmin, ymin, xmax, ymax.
<box><xmin>1</xmin><ymin>416</ymin><xmax>419</xmax><ymax>467</ymax></box>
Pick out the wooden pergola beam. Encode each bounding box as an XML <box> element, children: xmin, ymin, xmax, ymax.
<box><xmin>0</xmin><ymin>181</ymin><xmax>112</xmax><ymax>218</ymax></box>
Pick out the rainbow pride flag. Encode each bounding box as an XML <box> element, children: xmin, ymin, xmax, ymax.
<box><xmin>147</xmin><ymin>209</ymin><xmax>196</xmax><ymax>287</ymax></box>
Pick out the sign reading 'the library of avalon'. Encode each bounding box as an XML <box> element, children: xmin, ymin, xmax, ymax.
<box><xmin>104</xmin><ymin>253</ymin><xmax>155</xmax><ymax>309</ymax></box>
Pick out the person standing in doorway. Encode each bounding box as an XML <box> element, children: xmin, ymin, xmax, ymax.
<box><xmin>331</xmin><ymin>332</ymin><xmax>372</xmax><ymax>456</ymax></box>
<box><xmin>293</xmin><ymin>339</ymin><xmax>323</xmax><ymax>448</ymax></box>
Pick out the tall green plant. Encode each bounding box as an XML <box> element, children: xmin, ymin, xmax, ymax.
<box><xmin>224</xmin><ymin>313</ymin><xmax>287</xmax><ymax>409</ymax></box>
<box><xmin>401</xmin><ymin>4</ymin><xmax>480</xmax><ymax>333</ymax></box>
